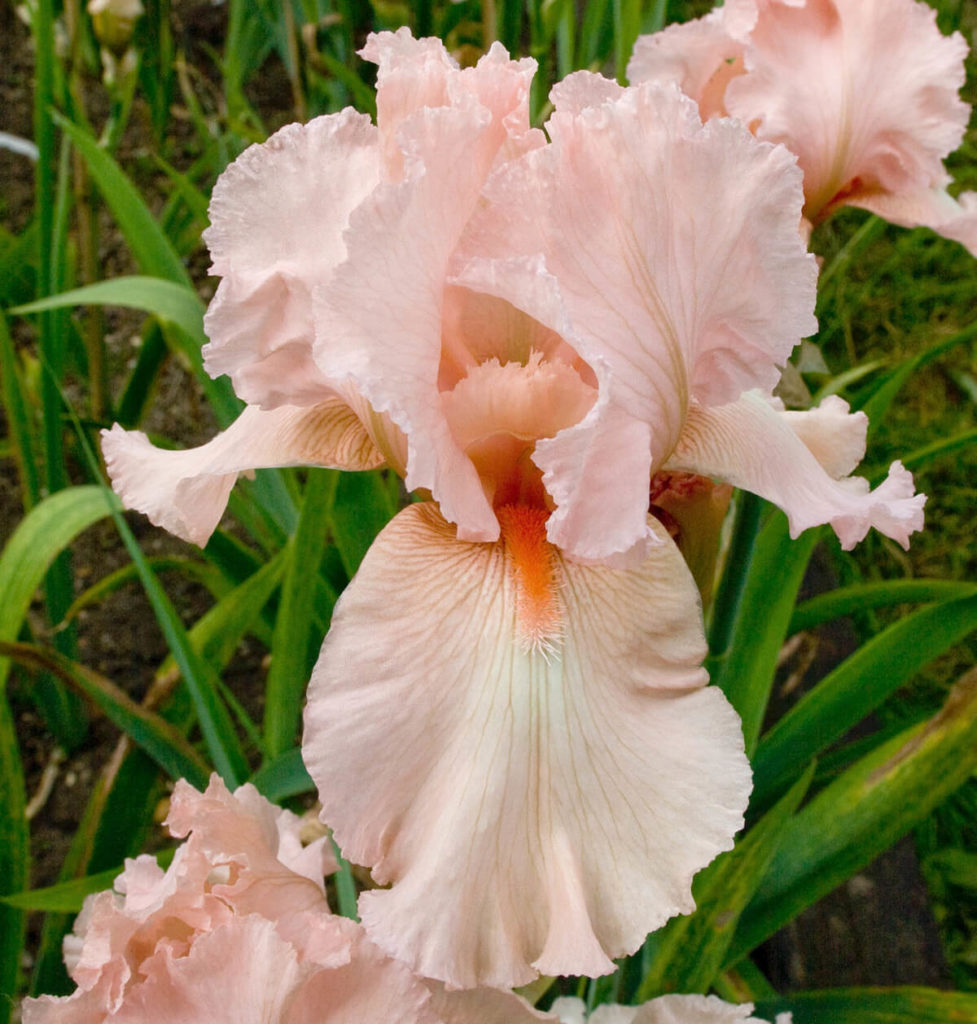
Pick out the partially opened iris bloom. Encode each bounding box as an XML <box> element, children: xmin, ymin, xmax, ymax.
<box><xmin>102</xmin><ymin>30</ymin><xmax>924</xmax><ymax>991</ymax></box>
<box><xmin>629</xmin><ymin>0</ymin><xmax>977</xmax><ymax>253</ymax></box>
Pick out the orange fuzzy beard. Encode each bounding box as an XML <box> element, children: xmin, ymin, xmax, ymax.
<box><xmin>496</xmin><ymin>504</ymin><xmax>563</xmax><ymax>653</ymax></box>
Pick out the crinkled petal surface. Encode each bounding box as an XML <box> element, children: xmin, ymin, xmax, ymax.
<box><xmin>202</xmin><ymin>110</ymin><xmax>380</xmax><ymax>406</ymax></box>
<box><xmin>101</xmin><ymin>400</ymin><xmax>383</xmax><ymax>546</ymax></box>
<box><xmin>164</xmin><ymin>777</ymin><xmax>337</xmax><ymax>943</ymax></box>
<box><xmin>473</xmin><ymin>79</ymin><xmax>815</xmax><ymax>560</ymax></box>
<box><xmin>666</xmin><ymin>391</ymin><xmax>925</xmax><ymax>549</ymax></box>
<box><xmin>303</xmin><ymin>503</ymin><xmax>750</xmax><ymax>989</ymax></box>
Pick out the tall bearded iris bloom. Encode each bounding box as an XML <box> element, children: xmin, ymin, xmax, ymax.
<box><xmin>102</xmin><ymin>31</ymin><xmax>924</xmax><ymax>992</ymax></box>
<box><xmin>628</xmin><ymin>0</ymin><xmax>977</xmax><ymax>253</ymax></box>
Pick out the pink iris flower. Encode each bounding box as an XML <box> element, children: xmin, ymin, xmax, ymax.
<box><xmin>102</xmin><ymin>30</ymin><xmax>923</xmax><ymax>991</ymax></box>
<box><xmin>21</xmin><ymin>775</ymin><xmax>548</xmax><ymax>1024</ymax></box>
<box><xmin>628</xmin><ymin>0</ymin><xmax>977</xmax><ymax>253</ymax></box>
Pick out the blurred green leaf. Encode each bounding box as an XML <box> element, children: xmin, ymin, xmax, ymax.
<box><xmin>250</xmin><ymin>747</ymin><xmax>316</xmax><ymax>802</ymax></box>
<box><xmin>12</xmin><ymin>275</ymin><xmax>240</xmax><ymax>428</ymax></box>
<box><xmin>265</xmin><ymin>469</ymin><xmax>339</xmax><ymax>758</ymax></box>
<box><xmin>708</xmin><ymin>511</ymin><xmax>820</xmax><ymax>755</ymax></box>
<box><xmin>0</xmin><ymin>642</ymin><xmax>210</xmax><ymax>789</ymax></box>
<box><xmin>753</xmin><ymin>592</ymin><xmax>977</xmax><ymax>809</ymax></box>
<box><xmin>0</xmin><ymin>486</ymin><xmax>116</xmax><ymax>691</ymax></box>
<box><xmin>755</xmin><ymin>986</ymin><xmax>977</xmax><ymax>1023</ymax></box>
<box><xmin>728</xmin><ymin>667</ymin><xmax>977</xmax><ymax>963</ymax></box>
<box><xmin>328</xmin><ymin>470</ymin><xmax>398</xmax><ymax>578</ymax></box>
<box><xmin>53</xmin><ymin>115</ymin><xmax>190</xmax><ymax>286</ymax></box>
<box><xmin>789</xmin><ymin>579</ymin><xmax>977</xmax><ymax>634</ymax></box>
<box><xmin>0</xmin><ymin>694</ymin><xmax>28</xmax><ymax>1021</ymax></box>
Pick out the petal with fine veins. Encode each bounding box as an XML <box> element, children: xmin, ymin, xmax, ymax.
<box><xmin>724</xmin><ymin>0</ymin><xmax>971</xmax><ymax>226</ymax></box>
<box><xmin>302</xmin><ymin>504</ymin><xmax>750</xmax><ymax>989</ymax></box>
<box><xmin>101</xmin><ymin>401</ymin><xmax>383</xmax><ymax>546</ymax></box>
<box><xmin>667</xmin><ymin>391</ymin><xmax>925</xmax><ymax>549</ymax></box>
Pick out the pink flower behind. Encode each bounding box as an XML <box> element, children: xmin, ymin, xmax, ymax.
<box><xmin>23</xmin><ymin>776</ymin><xmax>538</xmax><ymax>1024</ymax></box>
<box><xmin>629</xmin><ymin>0</ymin><xmax>977</xmax><ymax>253</ymax></box>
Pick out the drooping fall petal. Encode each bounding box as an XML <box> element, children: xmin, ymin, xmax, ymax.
<box><xmin>101</xmin><ymin>400</ymin><xmax>383</xmax><ymax>546</ymax></box>
<box><xmin>666</xmin><ymin>390</ymin><xmax>925</xmax><ymax>549</ymax></box>
<box><xmin>302</xmin><ymin>503</ymin><xmax>750</xmax><ymax>989</ymax></box>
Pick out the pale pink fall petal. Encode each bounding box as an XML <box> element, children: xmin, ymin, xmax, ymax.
<box><xmin>474</xmin><ymin>80</ymin><xmax>815</xmax><ymax>560</ymax></box>
<box><xmin>303</xmin><ymin>503</ymin><xmax>750</xmax><ymax>989</ymax></box>
<box><xmin>845</xmin><ymin>187</ymin><xmax>977</xmax><ymax>258</ymax></box>
<box><xmin>202</xmin><ymin>110</ymin><xmax>380</xmax><ymax>406</ymax></box>
<box><xmin>723</xmin><ymin>0</ymin><xmax>971</xmax><ymax>226</ymax></box>
<box><xmin>101</xmin><ymin>400</ymin><xmax>383</xmax><ymax>546</ymax></box>
<box><xmin>667</xmin><ymin>391</ymin><xmax>925</xmax><ymax>550</ymax></box>
<box><xmin>778</xmin><ymin>394</ymin><xmax>866</xmax><ymax>478</ymax></box>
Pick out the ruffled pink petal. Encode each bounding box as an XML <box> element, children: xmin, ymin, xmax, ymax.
<box><xmin>202</xmin><ymin>111</ymin><xmax>380</xmax><ymax>406</ymax></box>
<box><xmin>101</xmin><ymin>400</ymin><xmax>383</xmax><ymax>546</ymax></box>
<box><xmin>314</xmin><ymin>112</ymin><xmax>504</xmax><ymax>541</ymax></box>
<box><xmin>627</xmin><ymin>4</ymin><xmax>753</xmax><ymax>119</ymax></box>
<box><xmin>303</xmin><ymin>503</ymin><xmax>750</xmax><ymax>988</ymax></box>
<box><xmin>110</xmin><ymin>915</ymin><xmax>314</xmax><ymax>1024</ymax></box>
<box><xmin>723</xmin><ymin>0</ymin><xmax>971</xmax><ymax>225</ymax></box>
<box><xmin>164</xmin><ymin>777</ymin><xmax>336</xmax><ymax>937</ymax></box>
<box><xmin>442</xmin><ymin>352</ymin><xmax>597</xmax><ymax>508</ymax></box>
<box><xmin>667</xmin><ymin>391</ymin><xmax>925</xmax><ymax>550</ymax></box>
<box><xmin>472</xmin><ymin>80</ymin><xmax>815</xmax><ymax>560</ymax></box>
<box><xmin>315</xmin><ymin>37</ymin><xmax>544</xmax><ymax>543</ymax></box>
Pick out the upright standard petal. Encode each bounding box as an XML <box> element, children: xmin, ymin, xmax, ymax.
<box><xmin>203</xmin><ymin>110</ymin><xmax>380</xmax><ymax>406</ymax></box>
<box><xmin>473</xmin><ymin>79</ymin><xmax>816</xmax><ymax>560</ymax></box>
<box><xmin>303</xmin><ymin>504</ymin><xmax>750</xmax><ymax>989</ymax></box>
<box><xmin>314</xmin><ymin>40</ymin><xmax>546</xmax><ymax>544</ymax></box>
<box><xmin>667</xmin><ymin>391</ymin><xmax>925</xmax><ymax>549</ymax></box>
<box><xmin>101</xmin><ymin>399</ymin><xmax>383</xmax><ymax>546</ymax></box>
